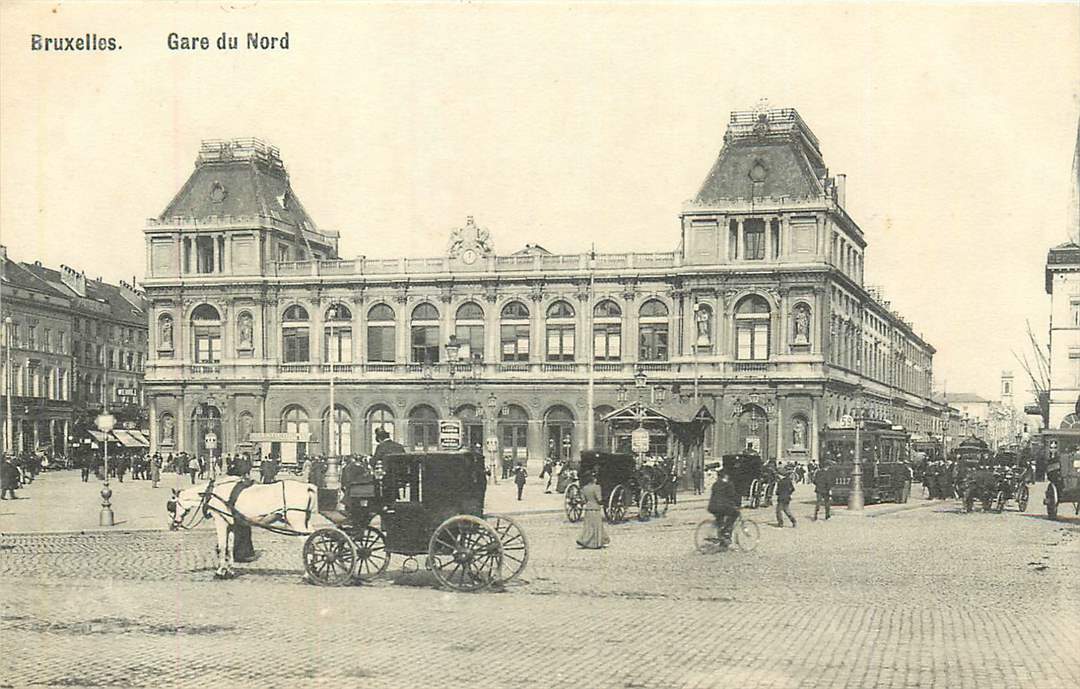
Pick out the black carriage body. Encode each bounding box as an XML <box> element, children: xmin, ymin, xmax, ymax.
<box><xmin>335</xmin><ymin>452</ymin><xmax>488</xmax><ymax>556</ymax></box>
<box><xmin>721</xmin><ymin>453</ymin><xmax>763</xmax><ymax>500</ymax></box>
<box><xmin>820</xmin><ymin>422</ymin><xmax>912</xmax><ymax>505</ymax></box>
<box><xmin>579</xmin><ymin>451</ymin><xmax>636</xmax><ymax>505</ymax></box>
<box><xmin>1039</xmin><ymin>430</ymin><xmax>1080</xmax><ymax>516</ymax></box>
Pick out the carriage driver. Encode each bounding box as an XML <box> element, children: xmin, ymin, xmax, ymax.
<box><xmin>707</xmin><ymin>468</ymin><xmax>741</xmax><ymax>548</ymax></box>
<box><xmin>373</xmin><ymin>428</ymin><xmax>405</xmax><ymax>459</ymax></box>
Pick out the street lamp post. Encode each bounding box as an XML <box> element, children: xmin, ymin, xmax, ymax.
<box><xmin>484</xmin><ymin>391</ymin><xmax>498</xmax><ymax>484</ymax></box>
<box><xmin>324</xmin><ymin>306</ymin><xmax>343</xmax><ymax>491</ymax></box>
<box><xmin>96</xmin><ymin>409</ymin><xmax>116</xmax><ymax>526</ymax></box>
<box><xmin>849</xmin><ymin>407</ymin><xmax>865</xmax><ymax>512</ymax></box>
<box><xmin>3</xmin><ymin>316</ymin><xmax>11</xmax><ymax>454</ymax></box>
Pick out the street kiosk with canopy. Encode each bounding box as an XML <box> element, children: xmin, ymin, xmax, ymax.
<box><xmin>599</xmin><ymin>399</ymin><xmax>714</xmax><ymax>492</ymax></box>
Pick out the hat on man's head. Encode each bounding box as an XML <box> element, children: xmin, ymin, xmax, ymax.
<box><xmin>375</xmin><ymin>428</ymin><xmax>390</xmax><ymax>441</ymax></box>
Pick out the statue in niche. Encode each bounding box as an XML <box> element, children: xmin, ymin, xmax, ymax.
<box><xmin>237</xmin><ymin>312</ymin><xmax>254</xmax><ymax>350</ymax></box>
<box><xmin>793</xmin><ymin>304</ymin><xmax>811</xmax><ymax>345</ymax></box>
<box><xmin>792</xmin><ymin>417</ymin><xmax>807</xmax><ymax>449</ymax></box>
<box><xmin>159</xmin><ymin>317</ymin><xmax>173</xmax><ymax>350</ymax></box>
<box><xmin>238</xmin><ymin>414</ymin><xmax>253</xmax><ymax>443</ymax></box>
<box><xmin>694</xmin><ymin>304</ymin><xmax>713</xmax><ymax>347</ymax></box>
<box><xmin>161</xmin><ymin>415</ymin><xmax>175</xmax><ymax>443</ymax></box>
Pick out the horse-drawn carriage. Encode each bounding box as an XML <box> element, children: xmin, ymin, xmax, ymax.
<box><xmin>958</xmin><ymin>447</ymin><xmax>1028</xmax><ymax>513</ymax></box>
<box><xmin>1040</xmin><ymin>430</ymin><xmax>1080</xmax><ymax>520</ymax></box>
<box><xmin>564</xmin><ymin>451</ymin><xmax>663</xmax><ymax>523</ymax></box>
<box><xmin>720</xmin><ymin>453</ymin><xmax>771</xmax><ymax>508</ymax></box>
<box><xmin>168</xmin><ymin>451</ymin><xmax>528</xmax><ymax>592</ymax></box>
<box><xmin>303</xmin><ymin>451</ymin><xmax>529</xmax><ymax>590</ymax></box>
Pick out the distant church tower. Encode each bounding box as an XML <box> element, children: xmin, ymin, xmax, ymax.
<box><xmin>1001</xmin><ymin>370</ymin><xmax>1014</xmax><ymax>405</ymax></box>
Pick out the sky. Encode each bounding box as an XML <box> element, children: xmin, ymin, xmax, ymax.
<box><xmin>1</xmin><ymin>1</ymin><xmax>1078</xmax><ymax>402</ymax></box>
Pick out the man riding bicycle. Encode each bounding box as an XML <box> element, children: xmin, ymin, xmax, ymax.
<box><xmin>707</xmin><ymin>468</ymin><xmax>741</xmax><ymax>548</ymax></box>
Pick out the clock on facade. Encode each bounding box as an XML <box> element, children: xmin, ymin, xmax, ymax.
<box><xmin>462</xmin><ymin>248</ymin><xmax>478</xmax><ymax>264</ymax></box>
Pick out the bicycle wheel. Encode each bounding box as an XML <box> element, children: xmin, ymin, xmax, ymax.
<box><xmin>693</xmin><ymin>519</ymin><xmax>724</xmax><ymax>554</ymax></box>
<box><xmin>733</xmin><ymin>517</ymin><xmax>760</xmax><ymax>552</ymax></box>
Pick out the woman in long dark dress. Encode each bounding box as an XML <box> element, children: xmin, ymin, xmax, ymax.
<box><xmin>576</xmin><ymin>472</ymin><xmax>609</xmax><ymax>549</ymax></box>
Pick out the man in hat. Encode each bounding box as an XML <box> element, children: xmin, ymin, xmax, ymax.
<box><xmin>775</xmin><ymin>466</ymin><xmax>797</xmax><ymax>527</ymax></box>
<box><xmin>707</xmin><ymin>468</ymin><xmax>740</xmax><ymax>548</ymax></box>
<box><xmin>813</xmin><ymin>460</ymin><xmax>833</xmax><ymax>521</ymax></box>
<box><xmin>373</xmin><ymin>428</ymin><xmax>405</xmax><ymax>459</ymax></box>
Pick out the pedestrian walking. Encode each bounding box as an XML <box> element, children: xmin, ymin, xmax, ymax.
<box><xmin>151</xmin><ymin>453</ymin><xmax>162</xmax><ymax>488</ymax></box>
<box><xmin>812</xmin><ymin>462</ymin><xmax>832</xmax><ymax>521</ymax></box>
<box><xmin>0</xmin><ymin>455</ymin><xmax>20</xmax><ymax>500</ymax></box>
<box><xmin>576</xmin><ymin>471</ymin><xmax>609</xmax><ymax>549</ymax></box>
<box><xmin>514</xmin><ymin>464</ymin><xmax>528</xmax><ymax>501</ymax></box>
<box><xmin>775</xmin><ymin>467</ymin><xmax>797</xmax><ymax>527</ymax></box>
<box><xmin>542</xmin><ymin>459</ymin><xmax>555</xmax><ymax>493</ymax></box>
<box><xmin>80</xmin><ymin>455</ymin><xmax>91</xmax><ymax>482</ymax></box>
<box><xmin>187</xmin><ymin>455</ymin><xmax>199</xmax><ymax>485</ymax></box>
<box><xmin>707</xmin><ymin>469</ymin><xmax>741</xmax><ymax>548</ymax></box>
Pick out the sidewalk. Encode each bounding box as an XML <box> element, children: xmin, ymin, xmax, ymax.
<box><xmin>0</xmin><ymin>469</ymin><xmax>709</xmax><ymax>535</ymax></box>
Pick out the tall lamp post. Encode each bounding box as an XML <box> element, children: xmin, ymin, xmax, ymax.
<box><xmin>3</xmin><ymin>316</ymin><xmax>11</xmax><ymax>454</ymax></box>
<box><xmin>324</xmin><ymin>305</ymin><xmax>343</xmax><ymax>490</ymax></box>
<box><xmin>483</xmin><ymin>391</ymin><xmax>499</xmax><ymax>483</ymax></box>
<box><xmin>849</xmin><ymin>407</ymin><xmax>866</xmax><ymax>511</ymax></box>
<box><xmin>96</xmin><ymin>408</ymin><xmax>116</xmax><ymax>526</ymax></box>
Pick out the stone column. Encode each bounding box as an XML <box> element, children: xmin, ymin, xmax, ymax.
<box><xmin>764</xmin><ymin>217</ymin><xmax>773</xmax><ymax>262</ymax></box>
<box><xmin>177</xmin><ymin>394</ymin><xmax>186</xmax><ymax>455</ymax></box>
<box><xmin>624</xmin><ymin>294</ymin><xmax>639</xmax><ymax>365</ymax></box>
<box><xmin>529</xmin><ymin>298</ymin><xmax>544</xmax><ymax>367</ymax></box>
<box><xmin>352</xmin><ymin>297</ymin><xmax>365</xmax><ymax>365</ymax></box>
<box><xmin>311</xmin><ymin>299</ymin><xmax>324</xmax><ymax>367</ymax></box>
<box><xmin>485</xmin><ymin>298</ymin><xmax>499</xmax><ymax>365</ymax></box>
<box><xmin>735</xmin><ymin>219</ymin><xmax>744</xmax><ymax>261</ymax></box>
<box><xmin>397</xmin><ymin>300</ymin><xmax>410</xmax><ymax>364</ymax></box>
<box><xmin>148</xmin><ymin>403</ymin><xmax>158</xmax><ymax>455</ymax></box>
<box><xmin>775</xmin><ymin>404</ymin><xmax>784</xmax><ymax>463</ymax></box>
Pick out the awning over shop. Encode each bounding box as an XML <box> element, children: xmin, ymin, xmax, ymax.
<box><xmin>87</xmin><ymin>430</ymin><xmax>110</xmax><ymax>443</ymax></box>
<box><xmin>129</xmin><ymin>430</ymin><xmax>151</xmax><ymax>446</ymax></box>
<box><xmin>112</xmin><ymin>430</ymin><xmax>149</xmax><ymax>448</ymax></box>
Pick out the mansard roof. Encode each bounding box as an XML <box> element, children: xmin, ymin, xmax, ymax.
<box><xmin>158</xmin><ymin>138</ymin><xmax>319</xmax><ymax>233</ymax></box>
<box><xmin>693</xmin><ymin>108</ymin><xmax>828</xmax><ymax>205</ymax></box>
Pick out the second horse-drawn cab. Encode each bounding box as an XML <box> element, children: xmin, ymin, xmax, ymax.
<box><xmin>303</xmin><ymin>451</ymin><xmax>528</xmax><ymax>591</ymax></box>
<box><xmin>720</xmin><ymin>453</ymin><xmax>768</xmax><ymax>508</ymax></box>
<box><xmin>564</xmin><ymin>451</ymin><xmax>660</xmax><ymax>523</ymax></box>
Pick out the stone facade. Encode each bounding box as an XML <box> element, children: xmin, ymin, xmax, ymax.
<box><xmin>142</xmin><ymin>111</ymin><xmax>943</xmax><ymax>472</ymax></box>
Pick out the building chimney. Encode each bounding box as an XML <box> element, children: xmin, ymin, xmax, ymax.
<box><xmin>59</xmin><ymin>264</ymin><xmax>87</xmax><ymax>297</ymax></box>
<box><xmin>835</xmin><ymin>174</ymin><xmax>847</xmax><ymax>208</ymax></box>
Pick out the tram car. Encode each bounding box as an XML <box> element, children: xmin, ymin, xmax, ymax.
<box><xmin>303</xmin><ymin>451</ymin><xmax>529</xmax><ymax>591</ymax></box>
<box><xmin>820</xmin><ymin>419</ymin><xmax>913</xmax><ymax>505</ymax></box>
<box><xmin>564</xmin><ymin>451</ymin><xmax>658</xmax><ymax>524</ymax></box>
<box><xmin>1040</xmin><ymin>430</ymin><xmax>1080</xmax><ymax>519</ymax></box>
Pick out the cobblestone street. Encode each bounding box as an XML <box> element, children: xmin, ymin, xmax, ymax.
<box><xmin>1</xmin><ymin>480</ymin><xmax>1077</xmax><ymax>689</ymax></box>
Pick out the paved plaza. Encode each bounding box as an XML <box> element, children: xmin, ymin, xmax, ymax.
<box><xmin>0</xmin><ymin>473</ymin><xmax>1077</xmax><ymax>689</ymax></box>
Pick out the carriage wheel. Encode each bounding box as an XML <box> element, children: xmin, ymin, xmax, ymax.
<box><xmin>483</xmin><ymin>514</ymin><xmax>529</xmax><ymax>584</ymax></box>
<box><xmin>427</xmin><ymin>515</ymin><xmax>504</xmax><ymax>592</ymax></box>
<box><xmin>564</xmin><ymin>483</ymin><xmax>584</xmax><ymax>523</ymax></box>
<box><xmin>694</xmin><ymin>519</ymin><xmax>724</xmax><ymax>554</ymax></box>
<box><xmin>749</xmin><ymin>480</ymin><xmax>761</xmax><ymax>509</ymax></box>
<box><xmin>607</xmin><ymin>485</ymin><xmax>627</xmax><ymax>523</ymax></box>
<box><xmin>733</xmin><ymin>517</ymin><xmax>760</xmax><ymax>552</ymax></box>
<box><xmin>1017</xmin><ymin>484</ymin><xmax>1029</xmax><ymax>512</ymax></box>
<box><xmin>637</xmin><ymin>491</ymin><xmax>656</xmax><ymax>522</ymax></box>
<box><xmin>302</xmin><ymin>528</ymin><xmax>358</xmax><ymax>587</ymax></box>
<box><xmin>1045</xmin><ymin>483</ymin><xmax>1058</xmax><ymax>520</ymax></box>
<box><xmin>353</xmin><ymin>526</ymin><xmax>391</xmax><ymax>582</ymax></box>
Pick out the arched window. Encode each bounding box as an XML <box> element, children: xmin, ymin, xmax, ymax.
<box><xmin>454</xmin><ymin>302</ymin><xmax>485</xmax><ymax>362</ymax></box>
<box><xmin>498</xmin><ymin>404</ymin><xmax>529</xmax><ymax>470</ymax></box>
<box><xmin>411</xmin><ymin>303</ymin><xmax>440</xmax><ymax>364</ymax></box>
<box><xmin>281</xmin><ymin>405</ymin><xmax>310</xmax><ymax>436</ymax></box>
<box><xmin>639</xmin><ymin>299</ymin><xmax>669</xmax><ymax>361</ymax></box>
<box><xmin>407</xmin><ymin>404</ymin><xmax>439</xmax><ymax>451</ymax></box>
<box><xmin>366</xmin><ymin>405</ymin><xmax>395</xmax><ymax>452</ymax></box>
<box><xmin>281</xmin><ymin>405</ymin><xmax>311</xmax><ymax>462</ymax></box>
<box><xmin>322</xmin><ymin>405</ymin><xmax>352</xmax><ymax>456</ymax></box>
<box><xmin>324</xmin><ymin>304</ymin><xmax>352</xmax><ymax>364</ymax></box>
<box><xmin>281</xmin><ymin>305</ymin><xmax>310</xmax><ymax>363</ymax></box>
<box><xmin>545</xmin><ymin>301</ymin><xmax>576</xmax><ymax>362</ymax></box>
<box><xmin>544</xmin><ymin>405</ymin><xmax>575</xmax><ymax>461</ymax></box>
<box><xmin>453</xmin><ymin>404</ymin><xmax>484</xmax><ymax>451</ymax></box>
<box><xmin>366</xmin><ymin>304</ymin><xmax>396</xmax><ymax>363</ymax></box>
<box><xmin>500</xmin><ymin>301</ymin><xmax>530</xmax><ymax>362</ymax></box>
<box><xmin>191</xmin><ymin>304</ymin><xmax>221</xmax><ymax>364</ymax></box>
<box><xmin>593</xmin><ymin>300</ymin><xmax>622</xmax><ymax>362</ymax></box>
<box><xmin>734</xmin><ymin>295</ymin><xmax>770</xmax><ymax>361</ymax></box>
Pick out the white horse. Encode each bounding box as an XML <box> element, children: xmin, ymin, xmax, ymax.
<box><xmin>167</xmin><ymin>477</ymin><xmax>331</xmax><ymax>579</ymax></box>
